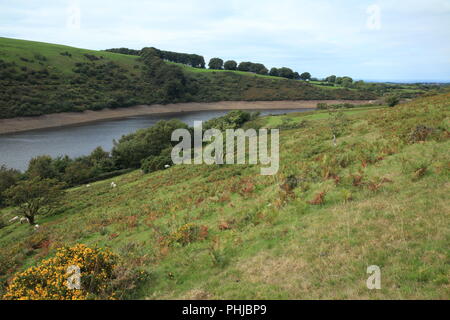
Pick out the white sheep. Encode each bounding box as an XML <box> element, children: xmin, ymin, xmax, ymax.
<box><xmin>111</xmin><ymin>182</ymin><xmax>117</xmax><ymax>188</ymax></box>
<box><xmin>164</xmin><ymin>164</ymin><xmax>171</xmax><ymax>169</ymax></box>
<box><xmin>86</xmin><ymin>184</ymin><xmax>91</xmax><ymax>188</ymax></box>
<box><xmin>20</xmin><ymin>217</ymin><xmax>29</xmax><ymax>224</ymax></box>
<box><xmin>34</xmin><ymin>224</ymin><xmax>40</xmax><ymax>230</ymax></box>
<box><xmin>9</xmin><ymin>216</ymin><xmax>19</xmax><ymax>223</ymax></box>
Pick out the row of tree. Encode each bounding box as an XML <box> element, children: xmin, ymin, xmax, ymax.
<box><xmin>207</xmin><ymin>58</ymin><xmax>313</xmax><ymax>80</ymax></box>
<box><xmin>102</xmin><ymin>47</ymin><xmax>398</xmax><ymax>89</ymax></box>
<box><xmin>105</xmin><ymin>47</ymin><xmax>206</xmax><ymax>68</ymax></box>
<box><xmin>151</xmin><ymin>48</ymin><xmax>206</xmax><ymax>68</ymax></box>
<box><xmin>104</xmin><ymin>47</ymin><xmax>141</xmax><ymax>56</ymax></box>
<box><xmin>325</xmin><ymin>75</ymin><xmax>354</xmax><ymax>86</ymax></box>
<box><xmin>105</xmin><ymin>47</ymin><xmax>313</xmax><ymax>80</ymax></box>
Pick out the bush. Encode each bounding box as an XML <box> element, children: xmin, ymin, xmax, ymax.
<box><xmin>203</xmin><ymin>110</ymin><xmax>252</xmax><ymax>131</ymax></box>
<box><xmin>112</xmin><ymin>119</ymin><xmax>189</xmax><ymax>169</ymax></box>
<box><xmin>0</xmin><ymin>165</ymin><xmax>21</xmax><ymax>207</ymax></box>
<box><xmin>0</xmin><ymin>216</ymin><xmax>6</xmax><ymax>229</ymax></box>
<box><xmin>26</xmin><ymin>155</ymin><xmax>58</xmax><ymax>179</ymax></box>
<box><xmin>3</xmin><ymin>244</ymin><xmax>117</xmax><ymax>300</ymax></box>
<box><xmin>167</xmin><ymin>223</ymin><xmax>208</xmax><ymax>246</ymax></box>
<box><xmin>141</xmin><ymin>148</ymin><xmax>172</xmax><ymax>174</ymax></box>
<box><xmin>408</xmin><ymin>125</ymin><xmax>434</xmax><ymax>143</ymax></box>
<box><xmin>385</xmin><ymin>95</ymin><xmax>400</xmax><ymax>107</ymax></box>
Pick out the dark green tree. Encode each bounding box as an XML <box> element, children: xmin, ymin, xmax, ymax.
<box><xmin>224</xmin><ymin>60</ymin><xmax>237</xmax><ymax>70</ymax></box>
<box><xmin>112</xmin><ymin>119</ymin><xmax>189</xmax><ymax>169</ymax></box>
<box><xmin>300</xmin><ymin>72</ymin><xmax>311</xmax><ymax>80</ymax></box>
<box><xmin>269</xmin><ymin>68</ymin><xmax>279</xmax><ymax>77</ymax></box>
<box><xmin>326</xmin><ymin>75</ymin><xmax>337</xmax><ymax>83</ymax></box>
<box><xmin>278</xmin><ymin>67</ymin><xmax>295</xmax><ymax>79</ymax></box>
<box><xmin>26</xmin><ymin>155</ymin><xmax>57</xmax><ymax>179</ymax></box>
<box><xmin>238</xmin><ymin>62</ymin><xmax>252</xmax><ymax>72</ymax></box>
<box><xmin>3</xmin><ymin>177</ymin><xmax>64</xmax><ymax>225</ymax></box>
<box><xmin>208</xmin><ymin>58</ymin><xmax>224</xmax><ymax>70</ymax></box>
<box><xmin>0</xmin><ymin>165</ymin><xmax>21</xmax><ymax>207</ymax></box>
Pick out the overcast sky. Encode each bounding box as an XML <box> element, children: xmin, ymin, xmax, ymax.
<box><xmin>1</xmin><ymin>0</ymin><xmax>449</xmax><ymax>82</ymax></box>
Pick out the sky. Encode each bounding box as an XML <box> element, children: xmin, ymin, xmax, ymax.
<box><xmin>1</xmin><ymin>0</ymin><xmax>449</xmax><ymax>82</ymax></box>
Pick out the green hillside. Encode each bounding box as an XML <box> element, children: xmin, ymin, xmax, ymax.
<box><xmin>0</xmin><ymin>37</ymin><xmax>400</xmax><ymax>119</ymax></box>
<box><xmin>1</xmin><ymin>92</ymin><xmax>448</xmax><ymax>299</ymax></box>
<box><xmin>0</xmin><ymin>37</ymin><xmax>141</xmax><ymax>74</ymax></box>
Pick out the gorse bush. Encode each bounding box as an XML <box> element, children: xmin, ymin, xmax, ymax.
<box><xmin>3</xmin><ymin>244</ymin><xmax>117</xmax><ymax>300</ymax></box>
<box><xmin>166</xmin><ymin>223</ymin><xmax>209</xmax><ymax>247</ymax></box>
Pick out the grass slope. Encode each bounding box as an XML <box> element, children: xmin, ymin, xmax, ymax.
<box><xmin>1</xmin><ymin>92</ymin><xmax>449</xmax><ymax>299</ymax></box>
<box><xmin>0</xmin><ymin>37</ymin><xmax>141</xmax><ymax>75</ymax></box>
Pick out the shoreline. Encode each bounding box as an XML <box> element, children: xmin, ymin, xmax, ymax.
<box><xmin>0</xmin><ymin>100</ymin><xmax>373</xmax><ymax>135</ymax></box>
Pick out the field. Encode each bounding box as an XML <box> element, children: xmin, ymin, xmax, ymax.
<box><xmin>1</xmin><ymin>92</ymin><xmax>448</xmax><ymax>299</ymax></box>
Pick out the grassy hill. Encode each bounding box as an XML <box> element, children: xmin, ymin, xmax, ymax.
<box><xmin>0</xmin><ymin>37</ymin><xmax>388</xmax><ymax>119</ymax></box>
<box><xmin>0</xmin><ymin>92</ymin><xmax>448</xmax><ymax>299</ymax></box>
<box><xmin>0</xmin><ymin>37</ymin><xmax>141</xmax><ymax>74</ymax></box>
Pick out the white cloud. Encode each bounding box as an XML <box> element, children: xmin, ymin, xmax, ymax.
<box><xmin>0</xmin><ymin>0</ymin><xmax>449</xmax><ymax>81</ymax></box>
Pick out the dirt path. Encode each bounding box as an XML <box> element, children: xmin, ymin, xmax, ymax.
<box><xmin>0</xmin><ymin>100</ymin><xmax>374</xmax><ymax>134</ymax></box>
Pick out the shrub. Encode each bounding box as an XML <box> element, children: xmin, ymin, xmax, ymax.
<box><xmin>0</xmin><ymin>216</ymin><xmax>6</xmax><ymax>229</ymax></box>
<box><xmin>385</xmin><ymin>94</ymin><xmax>400</xmax><ymax>107</ymax></box>
<box><xmin>408</xmin><ymin>125</ymin><xmax>434</xmax><ymax>143</ymax></box>
<box><xmin>203</xmin><ymin>110</ymin><xmax>252</xmax><ymax>131</ymax></box>
<box><xmin>141</xmin><ymin>148</ymin><xmax>172</xmax><ymax>174</ymax></box>
<box><xmin>3</xmin><ymin>244</ymin><xmax>117</xmax><ymax>300</ymax></box>
<box><xmin>0</xmin><ymin>165</ymin><xmax>21</xmax><ymax>207</ymax></box>
<box><xmin>167</xmin><ymin>223</ymin><xmax>208</xmax><ymax>246</ymax></box>
<box><xmin>112</xmin><ymin>119</ymin><xmax>188</xmax><ymax>169</ymax></box>
<box><xmin>26</xmin><ymin>155</ymin><xmax>58</xmax><ymax>179</ymax></box>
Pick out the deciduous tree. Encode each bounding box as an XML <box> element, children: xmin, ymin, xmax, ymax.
<box><xmin>224</xmin><ymin>60</ymin><xmax>237</xmax><ymax>70</ymax></box>
<box><xmin>4</xmin><ymin>177</ymin><xmax>64</xmax><ymax>225</ymax></box>
<box><xmin>208</xmin><ymin>58</ymin><xmax>224</xmax><ymax>70</ymax></box>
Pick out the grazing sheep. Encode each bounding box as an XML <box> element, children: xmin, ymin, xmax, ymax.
<box><xmin>164</xmin><ymin>164</ymin><xmax>171</xmax><ymax>169</ymax></box>
<box><xmin>86</xmin><ymin>184</ymin><xmax>91</xmax><ymax>188</ymax></box>
<box><xmin>20</xmin><ymin>217</ymin><xmax>29</xmax><ymax>224</ymax></box>
<box><xmin>34</xmin><ymin>224</ymin><xmax>40</xmax><ymax>230</ymax></box>
<box><xmin>111</xmin><ymin>182</ymin><xmax>117</xmax><ymax>188</ymax></box>
<box><xmin>9</xmin><ymin>216</ymin><xmax>19</xmax><ymax>223</ymax></box>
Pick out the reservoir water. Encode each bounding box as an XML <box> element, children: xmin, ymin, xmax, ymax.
<box><xmin>0</xmin><ymin>108</ymin><xmax>314</xmax><ymax>171</ymax></box>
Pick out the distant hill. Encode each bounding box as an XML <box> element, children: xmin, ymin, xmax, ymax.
<box><xmin>0</xmin><ymin>37</ymin><xmax>377</xmax><ymax>119</ymax></box>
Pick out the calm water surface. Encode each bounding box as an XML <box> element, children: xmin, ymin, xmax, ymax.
<box><xmin>0</xmin><ymin>108</ymin><xmax>314</xmax><ymax>171</ymax></box>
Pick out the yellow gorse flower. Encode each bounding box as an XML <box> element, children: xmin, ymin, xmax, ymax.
<box><xmin>3</xmin><ymin>244</ymin><xmax>117</xmax><ymax>300</ymax></box>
